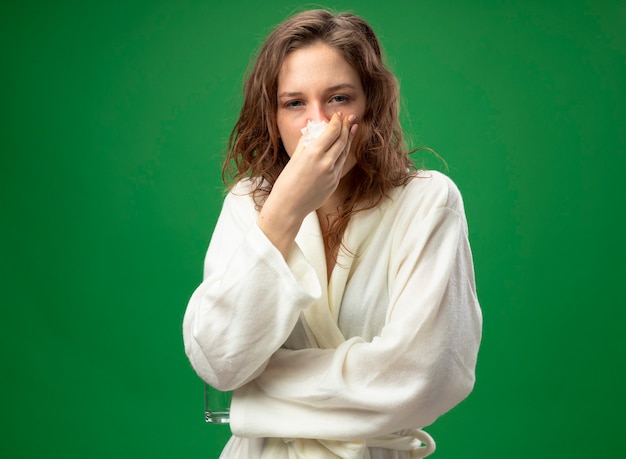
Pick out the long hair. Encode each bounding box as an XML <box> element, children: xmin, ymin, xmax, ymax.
<box><xmin>223</xmin><ymin>9</ymin><xmax>415</xmax><ymax>254</ymax></box>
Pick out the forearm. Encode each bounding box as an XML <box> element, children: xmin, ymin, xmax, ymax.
<box><xmin>183</xmin><ymin>223</ymin><xmax>322</xmax><ymax>390</ymax></box>
<box><xmin>232</xmin><ymin>326</ymin><xmax>479</xmax><ymax>440</ymax></box>
<box><xmin>256</xmin><ymin>196</ymin><xmax>307</xmax><ymax>259</ymax></box>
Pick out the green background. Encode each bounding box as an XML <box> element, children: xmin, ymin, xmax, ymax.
<box><xmin>2</xmin><ymin>0</ymin><xmax>624</xmax><ymax>457</ymax></box>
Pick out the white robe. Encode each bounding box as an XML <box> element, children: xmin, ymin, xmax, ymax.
<box><xmin>183</xmin><ymin>170</ymin><xmax>482</xmax><ymax>458</ymax></box>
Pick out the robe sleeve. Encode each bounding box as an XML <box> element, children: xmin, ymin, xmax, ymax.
<box><xmin>182</xmin><ymin>181</ymin><xmax>322</xmax><ymax>390</ymax></box>
<box><xmin>230</xmin><ymin>176</ymin><xmax>482</xmax><ymax>440</ymax></box>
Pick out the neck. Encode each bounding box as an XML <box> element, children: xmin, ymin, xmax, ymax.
<box><xmin>316</xmin><ymin>174</ymin><xmax>353</xmax><ymax>282</ymax></box>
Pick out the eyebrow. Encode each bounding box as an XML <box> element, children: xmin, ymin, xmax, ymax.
<box><xmin>278</xmin><ymin>84</ymin><xmax>357</xmax><ymax>99</ymax></box>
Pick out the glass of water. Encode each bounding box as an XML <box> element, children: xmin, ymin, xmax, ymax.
<box><xmin>204</xmin><ymin>383</ymin><xmax>231</xmax><ymax>424</ymax></box>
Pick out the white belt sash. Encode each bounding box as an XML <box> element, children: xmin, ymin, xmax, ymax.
<box><xmin>261</xmin><ymin>428</ymin><xmax>435</xmax><ymax>458</ymax></box>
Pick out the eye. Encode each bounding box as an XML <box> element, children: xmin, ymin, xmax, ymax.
<box><xmin>330</xmin><ymin>95</ymin><xmax>349</xmax><ymax>104</ymax></box>
<box><xmin>284</xmin><ymin>100</ymin><xmax>304</xmax><ymax>108</ymax></box>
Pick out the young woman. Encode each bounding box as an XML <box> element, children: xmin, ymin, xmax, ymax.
<box><xmin>183</xmin><ymin>9</ymin><xmax>482</xmax><ymax>458</ymax></box>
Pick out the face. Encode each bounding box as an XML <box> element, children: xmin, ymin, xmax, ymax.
<box><xmin>276</xmin><ymin>42</ymin><xmax>366</xmax><ymax>175</ymax></box>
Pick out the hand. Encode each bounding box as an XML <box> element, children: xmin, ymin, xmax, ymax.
<box><xmin>257</xmin><ymin>112</ymin><xmax>358</xmax><ymax>257</ymax></box>
<box><xmin>276</xmin><ymin>112</ymin><xmax>357</xmax><ymax>217</ymax></box>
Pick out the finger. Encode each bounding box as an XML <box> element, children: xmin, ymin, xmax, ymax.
<box><xmin>325</xmin><ymin>113</ymin><xmax>352</xmax><ymax>163</ymax></box>
<box><xmin>335</xmin><ymin>115</ymin><xmax>357</xmax><ymax>162</ymax></box>
<box><xmin>343</xmin><ymin>123</ymin><xmax>358</xmax><ymax>159</ymax></box>
<box><xmin>340</xmin><ymin>113</ymin><xmax>355</xmax><ymax>144</ymax></box>
<box><xmin>332</xmin><ymin>124</ymin><xmax>358</xmax><ymax>175</ymax></box>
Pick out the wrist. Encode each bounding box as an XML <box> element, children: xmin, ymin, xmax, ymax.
<box><xmin>257</xmin><ymin>200</ymin><xmax>305</xmax><ymax>258</ymax></box>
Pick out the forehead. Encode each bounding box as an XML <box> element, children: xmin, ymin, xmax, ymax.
<box><xmin>277</xmin><ymin>42</ymin><xmax>361</xmax><ymax>90</ymax></box>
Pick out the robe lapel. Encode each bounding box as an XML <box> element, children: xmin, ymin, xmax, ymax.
<box><xmin>328</xmin><ymin>205</ymin><xmax>382</xmax><ymax>318</ymax></box>
<box><xmin>296</xmin><ymin>212</ymin><xmax>346</xmax><ymax>349</ymax></box>
<box><xmin>296</xmin><ymin>204</ymin><xmax>385</xmax><ymax>350</ymax></box>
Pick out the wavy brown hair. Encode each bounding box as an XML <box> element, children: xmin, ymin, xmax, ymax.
<box><xmin>223</xmin><ymin>9</ymin><xmax>415</xmax><ymax>254</ymax></box>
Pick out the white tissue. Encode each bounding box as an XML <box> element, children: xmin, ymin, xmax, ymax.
<box><xmin>300</xmin><ymin>120</ymin><xmax>328</xmax><ymax>146</ymax></box>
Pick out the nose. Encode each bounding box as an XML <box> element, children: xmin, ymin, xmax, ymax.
<box><xmin>307</xmin><ymin>103</ymin><xmax>332</xmax><ymax>123</ymax></box>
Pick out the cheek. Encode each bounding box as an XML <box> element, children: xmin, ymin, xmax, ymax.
<box><xmin>280</xmin><ymin>135</ymin><xmax>296</xmax><ymax>158</ymax></box>
<box><xmin>277</xmin><ymin>118</ymin><xmax>300</xmax><ymax>157</ymax></box>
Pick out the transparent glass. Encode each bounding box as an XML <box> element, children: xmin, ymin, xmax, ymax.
<box><xmin>204</xmin><ymin>383</ymin><xmax>232</xmax><ymax>424</ymax></box>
